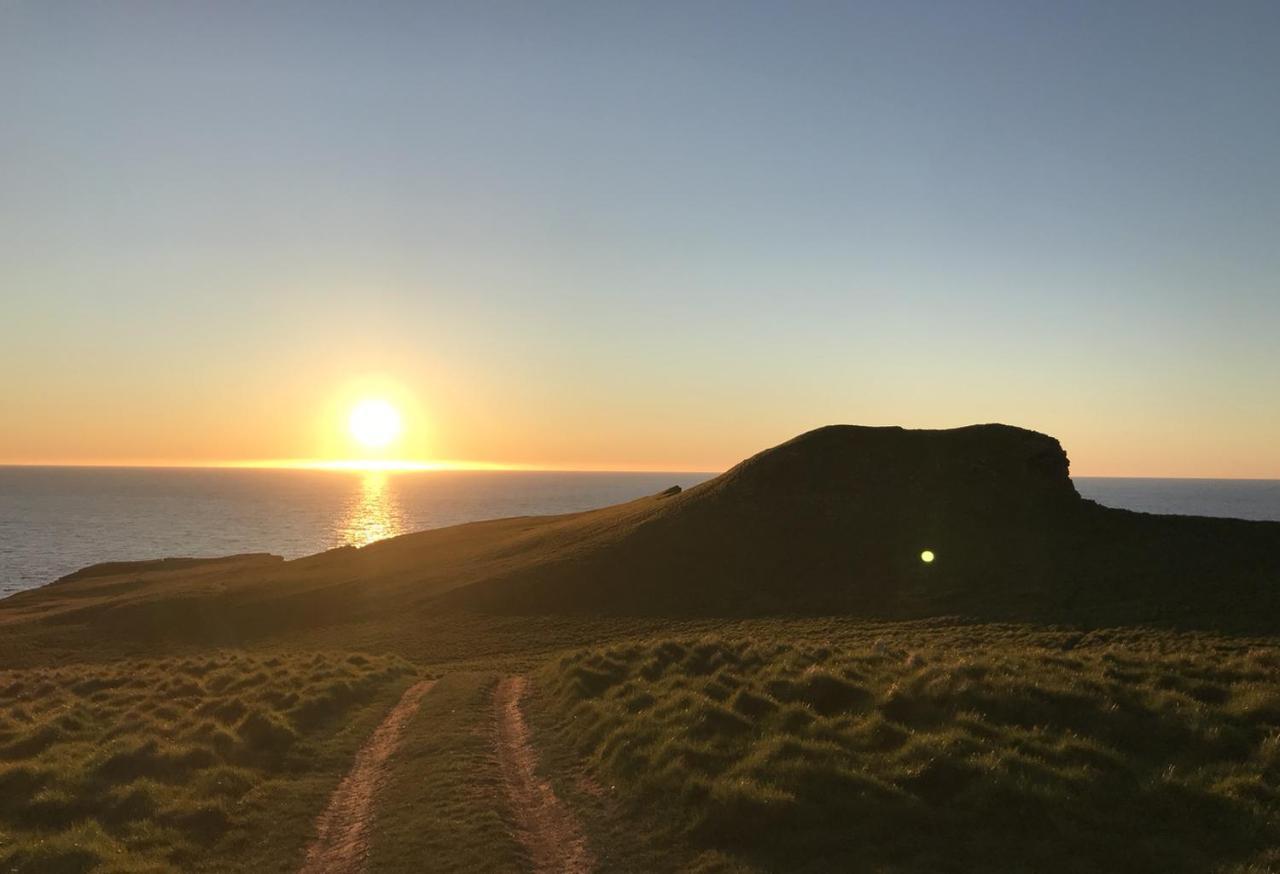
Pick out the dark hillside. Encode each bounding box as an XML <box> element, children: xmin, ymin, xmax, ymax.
<box><xmin>455</xmin><ymin>425</ymin><xmax>1280</xmax><ymax>627</ymax></box>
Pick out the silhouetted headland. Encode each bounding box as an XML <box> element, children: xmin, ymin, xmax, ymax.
<box><xmin>454</xmin><ymin>424</ymin><xmax>1280</xmax><ymax>625</ymax></box>
<box><xmin>4</xmin><ymin>425</ymin><xmax>1278</xmax><ymax>647</ymax></box>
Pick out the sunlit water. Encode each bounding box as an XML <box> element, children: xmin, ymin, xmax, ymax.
<box><xmin>1</xmin><ymin>469</ymin><xmax>1278</xmax><ymax>598</ymax></box>
<box><xmin>339</xmin><ymin>473</ymin><xmax>405</xmax><ymax>548</ymax></box>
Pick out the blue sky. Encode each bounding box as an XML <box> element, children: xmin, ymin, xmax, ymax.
<box><xmin>3</xmin><ymin>2</ymin><xmax>1279</xmax><ymax>473</ymax></box>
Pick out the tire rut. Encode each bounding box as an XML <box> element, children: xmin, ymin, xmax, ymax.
<box><xmin>298</xmin><ymin>678</ymin><xmax>435</xmax><ymax>874</ymax></box>
<box><xmin>495</xmin><ymin>675</ymin><xmax>593</xmax><ymax>874</ymax></box>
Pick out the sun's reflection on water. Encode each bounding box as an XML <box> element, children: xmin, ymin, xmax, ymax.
<box><xmin>338</xmin><ymin>472</ymin><xmax>405</xmax><ymax>547</ymax></box>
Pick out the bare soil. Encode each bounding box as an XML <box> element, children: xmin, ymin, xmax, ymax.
<box><xmin>495</xmin><ymin>675</ymin><xmax>593</xmax><ymax>874</ymax></box>
<box><xmin>299</xmin><ymin>679</ymin><xmax>436</xmax><ymax>874</ymax></box>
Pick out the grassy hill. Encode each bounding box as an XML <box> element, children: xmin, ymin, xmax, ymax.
<box><xmin>4</xmin><ymin>424</ymin><xmax>1277</xmax><ymax>662</ymax></box>
<box><xmin>451</xmin><ymin>424</ymin><xmax>1280</xmax><ymax>626</ymax></box>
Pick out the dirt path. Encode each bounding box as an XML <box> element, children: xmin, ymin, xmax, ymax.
<box><xmin>299</xmin><ymin>679</ymin><xmax>436</xmax><ymax>874</ymax></box>
<box><xmin>495</xmin><ymin>676</ymin><xmax>594</xmax><ymax>874</ymax></box>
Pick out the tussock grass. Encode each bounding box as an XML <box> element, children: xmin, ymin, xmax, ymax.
<box><xmin>0</xmin><ymin>650</ymin><xmax>414</xmax><ymax>873</ymax></box>
<box><xmin>542</xmin><ymin>632</ymin><xmax>1280</xmax><ymax>873</ymax></box>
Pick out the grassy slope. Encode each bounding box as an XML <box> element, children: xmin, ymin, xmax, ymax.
<box><xmin>3</xmin><ymin>424</ymin><xmax>1278</xmax><ymax>675</ymax></box>
<box><xmin>3</xmin><ymin>607</ymin><xmax>1280</xmax><ymax>871</ymax></box>
<box><xmin>0</xmin><ymin>495</ymin><xmax>667</xmax><ymax>670</ymax></box>
<box><xmin>536</xmin><ymin>628</ymin><xmax>1280</xmax><ymax>873</ymax></box>
<box><xmin>0</xmin><ymin>651</ymin><xmax>415</xmax><ymax>873</ymax></box>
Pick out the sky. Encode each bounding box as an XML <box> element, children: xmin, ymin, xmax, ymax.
<box><xmin>3</xmin><ymin>1</ymin><xmax>1279</xmax><ymax>476</ymax></box>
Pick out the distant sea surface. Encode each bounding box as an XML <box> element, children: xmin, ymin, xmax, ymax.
<box><xmin>2</xmin><ymin>468</ymin><xmax>1279</xmax><ymax>598</ymax></box>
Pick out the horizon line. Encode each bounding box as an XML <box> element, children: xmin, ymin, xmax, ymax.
<box><xmin>0</xmin><ymin>458</ymin><xmax>724</xmax><ymax>474</ymax></box>
<box><xmin>0</xmin><ymin>460</ymin><xmax>1278</xmax><ymax>480</ymax></box>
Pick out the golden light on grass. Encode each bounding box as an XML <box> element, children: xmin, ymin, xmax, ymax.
<box><xmin>920</xmin><ymin>549</ymin><xmax>935</xmax><ymax>563</ymax></box>
<box><xmin>349</xmin><ymin>399</ymin><xmax>402</xmax><ymax>450</ymax></box>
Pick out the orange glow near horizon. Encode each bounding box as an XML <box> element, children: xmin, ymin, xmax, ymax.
<box><xmin>3</xmin><ymin>455</ymin><xmax>1278</xmax><ymax>478</ymax></box>
<box><xmin>0</xmin><ymin>457</ymin><xmax>718</xmax><ymax>473</ymax></box>
<box><xmin>2</xmin><ymin>375</ymin><xmax>1278</xmax><ymax>477</ymax></box>
<box><xmin>235</xmin><ymin>457</ymin><xmax>535</xmax><ymax>472</ymax></box>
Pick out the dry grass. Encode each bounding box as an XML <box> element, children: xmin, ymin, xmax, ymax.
<box><xmin>0</xmin><ymin>650</ymin><xmax>415</xmax><ymax>873</ymax></box>
<box><xmin>540</xmin><ymin>630</ymin><xmax>1280</xmax><ymax>873</ymax></box>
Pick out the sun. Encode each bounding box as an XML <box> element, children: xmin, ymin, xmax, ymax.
<box><xmin>348</xmin><ymin>399</ymin><xmax>402</xmax><ymax>450</ymax></box>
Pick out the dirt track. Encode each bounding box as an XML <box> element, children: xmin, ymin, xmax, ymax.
<box><xmin>298</xmin><ymin>679</ymin><xmax>435</xmax><ymax>874</ymax></box>
<box><xmin>495</xmin><ymin>676</ymin><xmax>593</xmax><ymax>874</ymax></box>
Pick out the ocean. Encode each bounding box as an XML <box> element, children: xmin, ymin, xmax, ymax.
<box><xmin>1</xmin><ymin>468</ymin><xmax>1278</xmax><ymax>598</ymax></box>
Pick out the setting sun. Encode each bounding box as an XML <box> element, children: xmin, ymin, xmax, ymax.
<box><xmin>348</xmin><ymin>399</ymin><xmax>402</xmax><ymax>450</ymax></box>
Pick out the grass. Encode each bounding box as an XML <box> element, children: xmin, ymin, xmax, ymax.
<box><xmin>365</xmin><ymin>672</ymin><xmax>524</xmax><ymax>873</ymax></box>
<box><xmin>6</xmin><ymin>578</ymin><xmax>1280</xmax><ymax>872</ymax></box>
<box><xmin>538</xmin><ymin>629</ymin><xmax>1280</xmax><ymax>873</ymax></box>
<box><xmin>3</xmin><ymin>617</ymin><xmax>1280</xmax><ymax>872</ymax></box>
<box><xmin>0</xmin><ymin>650</ymin><xmax>415</xmax><ymax>873</ymax></box>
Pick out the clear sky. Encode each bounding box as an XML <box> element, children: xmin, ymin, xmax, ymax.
<box><xmin>3</xmin><ymin>2</ymin><xmax>1279</xmax><ymax>475</ymax></box>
